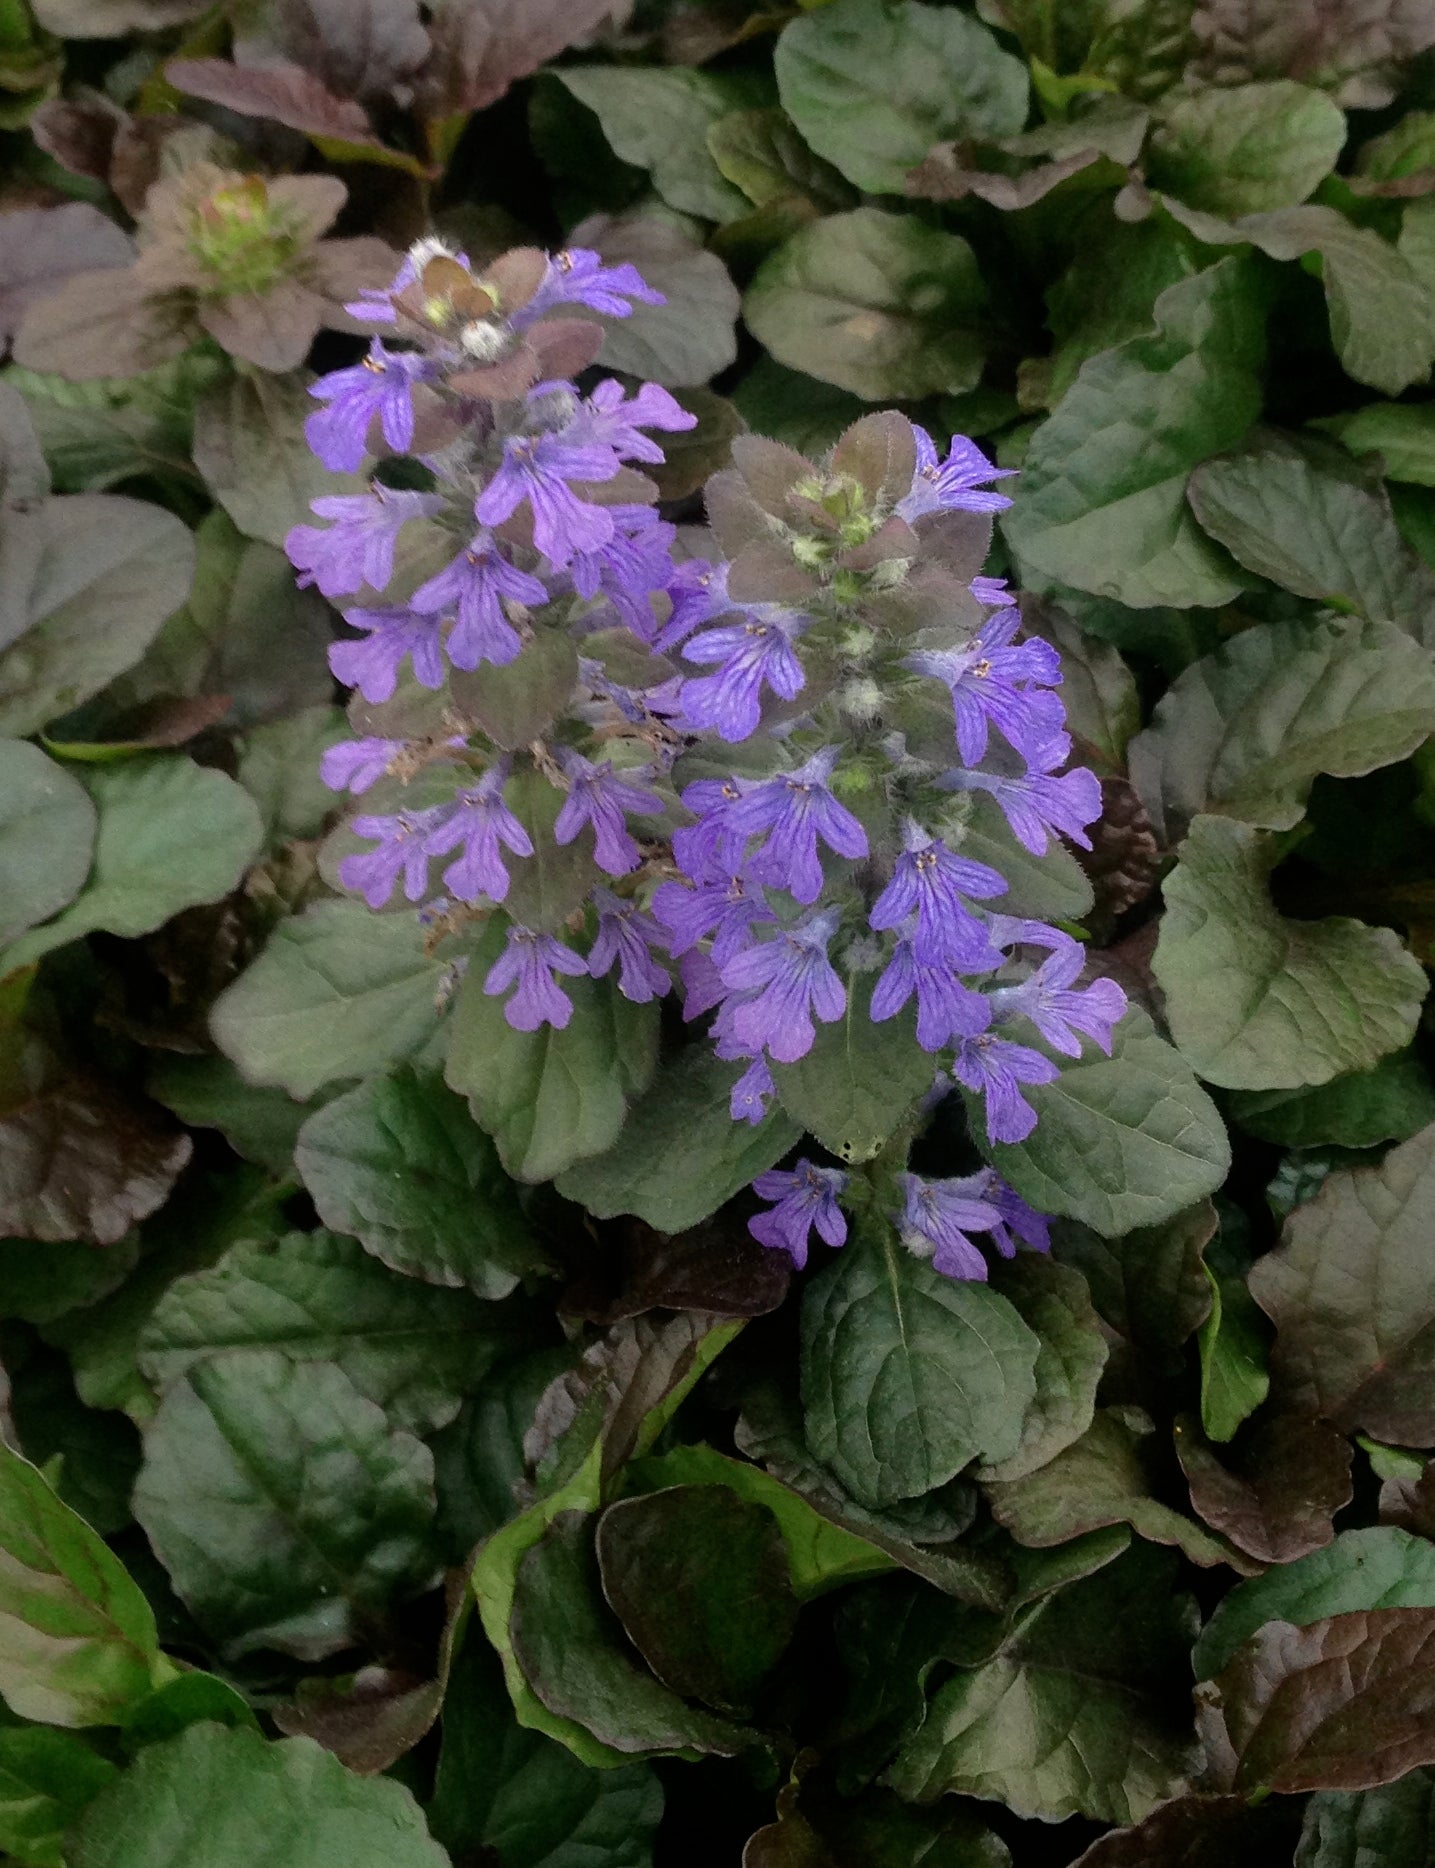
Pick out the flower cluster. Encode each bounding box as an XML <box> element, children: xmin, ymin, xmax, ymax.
<box><xmin>291</xmin><ymin>235</ymin><xmax>1124</xmax><ymax>1289</ymax></box>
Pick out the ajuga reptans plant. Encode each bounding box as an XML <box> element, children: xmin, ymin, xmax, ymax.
<box><xmin>288</xmin><ymin>237</ymin><xmax>1126</xmax><ymax>1283</ymax></box>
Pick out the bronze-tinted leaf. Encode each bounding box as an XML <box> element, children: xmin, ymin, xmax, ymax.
<box><xmin>1198</xmin><ymin>1606</ymin><xmax>1435</xmax><ymax>1794</ymax></box>
<box><xmin>0</xmin><ymin>205</ymin><xmax>135</xmax><ymax>350</ymax></box>
<box><xmin>263</xmin><ymin>0</ymin><xmax>431</xmax><ymax>104</ymax></box>
<box><xmin>272</xmin><ymin>1666</ymin><xmax>442</xmax><ymax>1775</ymax></box>
<box><xmin>561</xmin><ymin>1213</ymin><xmax>791</xmax><ymax>1324</ymax></box>
<box><xmin>417</xmin><ymin>0</ymin><xmax>622</xmax><ymax>118</ymax></box>
<box><xmin>166</xmin><ymin>57</ymin><xmax>375</xmax><ymax>142</ymax></box>
<box><xmin>1177</xmin><ymin>1412</ymin><xmax>1353</xmax><ymax>1565</ymax></box>
<box><xmin>1070</xmin><ymin>1792</ymin><xmax>1295</xmax><ymax>1865</ymax></box>
<box><xmin>12</xmin><ymin>267</ymin><xmax>181</xmax><ymax>381</ymax></box>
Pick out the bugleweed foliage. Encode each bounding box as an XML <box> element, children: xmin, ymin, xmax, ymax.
<box><xmin>2</xmin><ymin>3</ymin><xmax>1435</xmax><ymax>1864</ymax></box>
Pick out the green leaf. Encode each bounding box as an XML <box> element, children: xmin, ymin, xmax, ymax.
<box><xmin>625</xmin><ymin>1444</ymin><xmax>896</xmax><ymax>1601</ymax></box>
<box><xmin>210</xmin><ymin>900</ymin><xmax>446</xmax><ymax>1101</ymax></box>
<box><xmin>0</xmin><ymin>493</ymin><xmax>194</xmax><ymax>736</ymax></box>
<box><xmin>0</xmin><ymin>738</ymin><xmax>96</xmax><ymax>947</ymax></box>
<box><xmin>0</xmin><ymin>1727</ymin><xmax>118</xmax><ymax>1868</ymax></box>
<box><xmin>706</xmin><ymin>106</ymin><xmax>854</xmax><ymax>214</ymax></box>
<box><xmin>576</xmin><ymin>212</ymin><xmax>742</xmax><ymax>390</ymax></box>
<box><xmin>1153</xmin><ymin>816</ymin><xmax>1427</xmax><ymax>1090</ymax></box>
<box><xmin>502</xmin><ymin>766</ymin><xmax>604</xmax><ymax>932</ymax></box>
<box><xmin>744</xmin><ymin>208</ymin><xmax>990</xmax><ymax>401</ymax></box>
<box><xmin>138</xmin><ymin>1229</ymin><xmax>520</xmax><ymax>1435</ymax></box>
<box><xmin>770</xmin><ymin>990</ymin><xmax>932</xmax><ymax>1164</ymax></box>
<box><xmin>1023</xmin><ymin>602</ymin><xmax>1140</xmax><ymax>771</ymax></box>
<box><xmin>774</xmin><ymin>0</ymin><xmax>1028</xmax><ymax>195</ymax></box>
<box><xmin>1316</xmin><ymin>401</ymin><xmax>1435</xmax><ymax>485</ymax></box>
<box><xmin>432</xmin><ymin>1347</ymin><xmax>575</xmax><ymax>1560</ymax></box>
<box><xmin>447</xmin><ymin>921</ymin><xmax>657</xmax><ymax>1185</ymax></box>
<box><xmin>1146</xmin><ymin>81</ymin><xmax>1346</xmax><ymax>215</ymax></box>
<box><xmin>192</xmin><ymin>369</ymin><xmax>365</xmax><ymax>549</ymax></box>
<box><xmin>955</xmin><ymin>787</ymin><xmax>1096</xmax><ymax>923</ymax></box>
<box><xmin>1197</xmin><ymin>1605</ymin><xmax>1435</xmax><ymax>1794</ymax></box>
<box><xmin>66</xmin><ymin>1720</ymin><xmax>450</xmax><ymax>1868</ymax></box>
<box><xmin>800</xmin><ymin>1219</ymin><xmax>1039</xmax><ymax>1509</ymax></box>
<box><xmin>1186</xmin><ymin>431</ymin><xmax>1435</xmax><ymax>643</ymax></box>
<box><xmin>236</xmin><ymin>706</ymin><xmax>348</xmax><ymax>846</ymax></box>
<box><xmin>1198</xmin><ymin>1264</ymin><xmax>1271</xmax><ymax>1443</ymax></box>
<box><xmin>1194</xmin><ymin>1526</ymin><xmax>1435</xmax><ymax>1680</ymax></box>
<box><xmin>429</xmin><ymin>1632</ymin><xmax>662</xmax><ymax>1868</ymax></box>
<box><xmin>147</xmin><ymin>1053</ymin><xmax>312</xmax><ymax>1173</ymax></box>
<box><xmin>0</xmin><ymin>755</ymin><xmax>261</xmax><ymax>976</ymax></box>
<box><xmin>554</xmin><ymin>68</ymin><xmax>765</xmax><ymax>221</ymax></box>
<box><xmin>983</xmin><ymin>1408</ymin><xmax>1248</xmax><ymax>1570</ymax></box>
<box><xmin>554</xmin><ymin>1043</ymin><xmax>799</xmax><ymax>1231</ymax></box>
<box><xmin>294</xmin><ymin>1068</ymin><xmax>540</xmax><ymax>1296</ymax></box>
<box><xmin>731</xmin><ymin>357</ymin><xmax>869</xmax><ymax>456</ymax></box>
<box><xmin>11</xmin><ymin>355</ymin><xmax>217</xmax><ymax>497</ymax></box>
<box><xmin>0</xmin><ymin>1443</ymin><xmax>162</xmax><ymax>1727</ymax></box>
<box><xmin>1163</xmin><ymin>199</ymin><xmax>1435</xmax><ymax>397</ymax></box>
<box><xmin>1298</xmin><ymin>1770</ymin><xmax>1435</xmax><ymax>1867</ymax></box>
<box><xmin>131</xmin><ymin>1348</ymin><xmax>437</xmax><ymax>1661</ymax></box>
<box><xmin>1129</xmin><ymin>615</ymin><xmax>1435</xmax><ymax>843</ymax></box>
<box><xmin>1248</xmin><ymin>1124</ymin><xmax>1435</xmax><ymax>1445</ymax></box>
<box><xmin>1229</xmin><ymin>1049</ymin><xmax>1435</xmax><ymax>1149</ymax></box>
<box><xmin>977</xmin><ymin>1254</ymin><xmax>1108</xmax><ymax>1484</ymax></box>
<box><xmin>595</xmin><ymin>1486</ymin><xmax>798</xmax><ymax>1716</ymax></box>
<box><xmin>509</xmin><ymin>1512</ymin><xmax>751</xmax><ymax>1758</ymax></box>
<box><xmin>1046</xmin><ymin>216</ymin><xmax>1204</xmax><ymax>405</ymax></box>
<box><xmin>887</xmin><ymin>1544</ymin><xmax>1202</xmax><ymax>1824</ymax></box>
<box><xmin>968</xmin><ymin>1006</ymin><xmax>1230</xmax><ymax>1237</ymax></box>
<box><xmin>1002</xmin><ymin>259</ymin><xmax>1266</xmax><ymax>608</ymax></box>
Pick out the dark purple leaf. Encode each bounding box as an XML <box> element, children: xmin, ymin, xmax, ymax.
<box><xmin>0</xmin><ymin>204</ymin><xmax>133</xmax><ymax>351</ymax></box>
<box><xmin>1177</xmin><ymin>1411</ymin><xmax>1353</xmax><ymax>1564</ymax></box>
<box><xmin>1070</xmin><ymin>1793</ymin><xmax>1296</xmax><ymax>1865</ymax></box>
<box><xmin>166</xmin><ymin>57</ymin><xmax>375</xmax><ymax>142</ymax></box>
<box><xmin>561</xmin><ymin>1213</ymin><xmax>791</xmax><ymax>1324</ymax></box>
<box><xmin>1190</xmin><ymin>0</ymin><xmax>1435</xmax><ymax>110</ymax></box>
<box><xmin>272</xmin><ymin>1666</ymin><xmax>443</xmax><ymax>1774</ymax></box>
<box><xmin>417</xmin><ymin>0</ymin><xmax>620</xmax><ymax>118</ymax></box>
<box><xmin>262</xmin><ymin>0</ymin><xmax>430</xmax><ymax>103</ymax></box>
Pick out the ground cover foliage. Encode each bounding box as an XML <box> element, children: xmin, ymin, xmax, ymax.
<box><xmin>4</xmin><ymin>1</ymin><xmax>1435</xmax><ymax>1863</ymax></box>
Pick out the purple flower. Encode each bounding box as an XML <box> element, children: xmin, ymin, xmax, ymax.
<box><xmin>748</xmin><ymin>1160</ymin><xmax>848</xmax><ymax>1268</ymax></box>
<box><xmin>422</xmin><ymin>766</ymin><xmax>533</xmax><ymax>904</ymax></box>
<box><xmin>329</xmin><ymin>606</ymin><xmax>445</xmax><ymax>704</ymax></box>
<box><xmin>287</xmin><ymin>486</ymin><xmax>443</xmax><ymax>599</ymax></box>
<box><xmin>655</xmin><ymin>558</ymin><xmax>736</xmax><ymax>654</ymax></box>
<box><xmin>305</xmin><ymin>341</ymin><xmax>430</xmax><ymax>473</ymax></box>
<box><xmin>409</xmin><ymin>533</ymin><xmax>547</xmax><ymax>670</ymax></box>
<box><xmin>475</xmin><ymin>410</ymin><xmax>623</xmax><ymax>568</ymax></box>
<box><xmin>870</xmin><ymin>938</ymin><xmax>993</xmax><ymax>1052</ymax></box>
<box><xmin>338</xmin><ymin>807</ymin><xmax>446</xmax><ymax>908</ymax></box>
<box><xmin>719</xmin><ymin>909</ymin><xmax>845</xmax><ymax>1064</ymax></box>
<box><xmin>869</xmin><ymin>827</ymin><xmax>1007</xmax><ymax>968</ymax></box>
<box><xmin>942</xmin><ymin>743</ymin><xmax>1102</xmax><ymax>856</ymax></box>
<box><xmin>653</xmin><ymin>872</ymin><xmax>773</xmax><ymax>965</ymax></box>
<box><xmin>897</xmin><ymin>1172</ymin><xmax>1003</xmax><ymax>1281</ymax></box>
<box><xmin>587</xmin><ymin>889</ymin><xmax>670</xmax><ymax>1002</ymax></box>
<box><xmin>554</xmin><ymin>751</ymin><xmax>664</xmax><ymax>875</ymax></box>
<box><xmin>730</xmin><ymin>748</ymin><xmax>869</xmax><ymax>906</ymax></box>
<box><xmin>896</xmin><ymin>427</ymin><xmax>1017</xmax><ymax>523</ymax></box>
<box><xmin>952</xmin><ymin>1029</ymin><xmax>1060</xmax><ymax>1144</ymax></box>
<box><xmin>973</xmin><ymin>1169</ymin><xmax>1051</xmax><ymax>1257</ymax></box>
<box><xmin>570</xmin><ymin>504</ymin><xmax>678</xmax><ymax>637</ymax></box>
<box><xmin>680</xmin><ymin>611</ymin><xmax>807</xmax><ymax>742</ymax></box>
<box><xmin>483</xmin><ymin>924</ymin><xmax>589</xmax><ymax>1031</ymax></box>
<box><xmin>672</xmin><ymin>776</ymin><xmax>753</xmax><ymax>881</ymax></box>
<box><xmin>572</xmin><ymin>379</ymin><xmax>695</xmax><ymax>465</ymax></box>
<box><xmin>990</xmin><ymin>941</ymin><xmax>1127</xmax><ymax>1057</ymax></box>
<box><xmin>907</xmin><ymin>610</ymin><xmax>1065</xmax><ymax>767</ymax></box>
<box><xmin>514</xmin><ymin>247</ymin><xmax>665</xmax><ymax>324</ymax></box>
<box><xmin>971</xmin><ymin>575</ymin><xmax>1016</xmax><ymax>608</ymax></box>
<box><xmin>320</xmin><ymin>736</ymin><xmax>404</xmax><ymax>795</ymax></box>
<box><xmin>730</xmin><ymin>1054</ymin><xmax>775</xmax><ymax>1125</ymax></box>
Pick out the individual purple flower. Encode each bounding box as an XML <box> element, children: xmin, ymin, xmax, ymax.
<box><xmin>730</xmin><ymin>1053</ymin><xmax>775</xmax><ymax>1125</ymax></box>
<box><xmin>483</xmin><ymin>924</ymin><xmax>589</xmax><ymax>1031</ymax></box>
<box><xmin>570</xmin><ymin>504</ymin><xmax>678</xmax><ymax>636</ymax></box>
<box><xmin>942</xmin><ymin>742</ymin><xmax>1102</xmax><ymax>856</ymax></box>
<box><xmin>409</xmin><ymin>532</ymin><xmax>547</xmax><ymax>669</ymax></box>
<box><xmin>587</xmin><ymin>889</ymin><xmax>670</xmax><ymax>1003</ymax></box>
<box><xmin>730</xmin><ymin>747</ymin><xmax>869</xmax><ymax>906</ymax></box>
<box><xmin>749</xmin><ymin>1160</ymin><xmax>848</xmax><ymax>1267</ymax></box>
<box><xmin>554</xmin><ymin>751</ymin><xmax>664</xmax><ymax>875</ymax></box>
<box><xmin>973</xmin><ymin>1169</ymin><xmax>1052</xmax><ymax>1258</ymax></box>
<box><xmin>514</xmin><ymin>247</ymin><xmax>665</xmax><ymax>324</ymax></box>
<box><xmin>952</xmin><ymin>1028</ymin><xmax>1060</xmax><ymax>1144</ymax></box>
<box><xmin>990</xmin><ymin>941</ymin><xmax>1127</xmax><ymax>1057</ymax></box>
<box><xmin>305</xmin><ymin>341</ymin><xmax>431</xmax><ymax>473</ymax></box>
<box><xmin>971</xmin><ymin>575</ymin><xmax>1016</xmax><ymax>608</ymax></box>
<box><xmin>671</xmin><ymin>776</ymin><xmax>753</xmax><ymax>881</ymax></box>
<box><xmin>343</xmin><ymin>240</ymin><xmax>452</xmax><ymax>323</ymax></box>
<box><xmin>320</xmin><ymin>736</ymin><xmax>405</xmax><ymax>795</ymax></box>
<box><xmin>338</xmin><ymin>807</ymin><xmax>446</xmax><ymax>909</ymax></box>
<box><xmin>870</xmin><ymin>938</ymin><xmax>993</xmax><ymax>1052</ymax></box>
<box><xmin>572</xmin><ymin>378</ymin><xmax>695</xmax><ymax>465</ymax></box>
<box><xmin>474</xmin><ymin>405</ymin><xmax>623</xmax><ymax>567</ymax></box>
<box><xmin>422</xmin><ymin>765</ymin><xmax>533</xmax><ymax>904</ymax></box>
<box><xmin>719</xmin><ymin>908</ymin><xmax>845</xmax><ymax>1064</ymax></box>
<box><xmin>655</xmin><ymin>558</ymin><xmax>736</xmax><ymax>653</ymax></box>
<box><xmin>896</xmin><ymin>427</ymin><xmax>1017</xmax><ymax>523</ymax></box>
<box><xmin>652</xmin><ymin>872</ymin><xmax>773</xmax><ymax>965</ymax></box>
<box><xmin>287</xmin><ymin>486</ymin><xmax>443</xmax><ymax>599</ymax></box>
<box><xmin>680</xmin><ymin>611</ymin><xmax>807</xmax><ymax>742</ymax></box>
<box><xmin>897</xmin><ymin>1172</ymin><xmax>1003</xmax><ymax>1281</ymax></box>
<box><xmin>329</xmin><ymin>606</ymin><xmax>445</xmax><ymax>703</ymax></box>
<box><xmin>869</xmin><ymin>826</ymin><xmax>1007</xmax><ymax>968</ymax></box>
<box><xmin>679</xmin><ymin>947</ymin><xmax>728</xmax><ymax>1021</ymax></box>
<box><xmin>907</xmin><ymin>610</ymin><xmax>1065</xmax><ymax>767</ymax></box>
